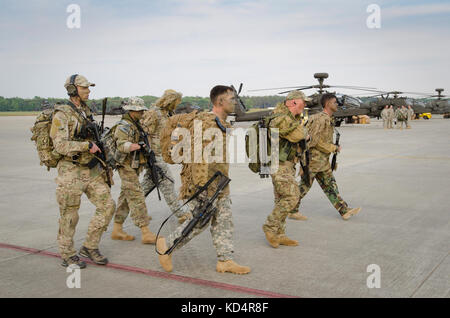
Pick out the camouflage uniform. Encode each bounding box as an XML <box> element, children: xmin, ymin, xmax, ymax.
<box><xmin>407</xmin><ymin>107</ymin><xmax>414</xmax><ymax>128</ymax></box>
<box><xmin>113</xmin><ymin>112</ymin><xmax>150</xmax><ymax>228</ymax></box>
<box><xmin>297</xmin><ymin>112</ymin><xmax>350</xmax><ymax>216</ymax></box>
<box><xmin>381</xmin><ymin>107</ymin><xmax>389</xmax><ymax>129</ymax></box>
<box><xmin>262</xmin><ymin>102</ymin><xmax>308</xmax><ymax>236</ymax></box>
<box><xmin>140</xmin><ymin>97</ymin><xmax>186</xmax><ymax>218</ymax></box>
<box><xmin>166</xmin><ymin>112</ymin><xmax>234</xmax><ymax>261</ymax></box>
<box><xmin>395</xmin><ymin>107</ymin><xmax>408</xmax><ymax>129</ymax></box>
<box><xmin>50</xmin><ymin>101</ymin><xmax>115</xmax><ymax>260</ymax></box>
<box><xmin>387</xmin><ymin>107</ymin><xmax>394</xmax><ymax>129</ymax></box>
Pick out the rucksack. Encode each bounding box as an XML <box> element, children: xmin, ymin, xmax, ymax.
<box><xmin>245</xmin><ymin>115</ymin><xmax>280</xmax><ymax>177</ymax></box>
<box><xmin>160</xmin><ymin>110</ymin><xmax>199</xmax><ymax>164</ymax></box>
<box><xmin>100</xmin><ymin>123</ymin><xmax>121</xmax><ymax>168</ymax></box>
<box><xmin>30</xmin><ymin>108</ymin><xmax>62</xmax><ymax>170</ymax></box>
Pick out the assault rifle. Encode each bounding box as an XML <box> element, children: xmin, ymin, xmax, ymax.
<box><xmin>86</xmin><ymin>120</ymin><xmax>112</xmax><ymax>187</ymax></box>
<box><xmin>156</xmin><ymin>171</ymin><xmax>230</xmax><ymax>256</ymax></box>
<box><xmin>132</xmin><ymin>119</ymin><xmax>173</xmax><ymax>201</ymax></box>
<box><xmin>331</xmin><ymin>128</ymin><xmax>340</xmax><ymax>171</ymax></box>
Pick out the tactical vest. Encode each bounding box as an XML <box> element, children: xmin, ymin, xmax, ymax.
<box><xmin>54</xmin><ymin>103</ymin><xmax>95</xmax><ymax>165</ymax></box>
<box><xmin>113</xmin><ymin>115</ymin><xmax>146</xmax><ymax>167</ymax></box>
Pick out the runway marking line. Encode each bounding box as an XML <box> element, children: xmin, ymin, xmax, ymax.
<box><xmin>0</xmin><ymin>242</ymin><xmax>297</xmax><ymax>298</ymax></box>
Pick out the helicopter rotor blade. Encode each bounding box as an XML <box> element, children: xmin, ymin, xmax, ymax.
<box><xmin>329</xmin><ymin>85</ymin><xmax>378</xmax><ymax>89</ymax></box>
<box><xmin>247</xmin><ymin>85</ymin><xmax>313</xmax><ymax>92</ymax></box>
<box><xmin>398</xmin><ymin>91</ymin><xmax>431</xmax><ymax>96</ymax></box>
<box><xmin>328</xmin><ymin>87</ymin><xmax>387</xmax><ymax>93</ymax></box>
<box><xmin>278</xmin><ymin>86</ymin><xmax>315</xmax><ymax>95</ymax></box>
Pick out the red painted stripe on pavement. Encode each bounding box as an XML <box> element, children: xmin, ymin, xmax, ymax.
<box><xmin>0</xmin><ymin>242</ymin><xmax>298</xmax><ymax>298</ymax></box>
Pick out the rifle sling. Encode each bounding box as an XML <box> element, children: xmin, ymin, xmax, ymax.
<box><xmin>155</xmin><ymin>171</ymin><xmax>229</xmax><ymax>256</ymax></box>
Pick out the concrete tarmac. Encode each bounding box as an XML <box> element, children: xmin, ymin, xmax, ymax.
<box><xmin>0</xmin><ymin>115</ymin><xmax>449</xmax><ymax>298</ymax></box>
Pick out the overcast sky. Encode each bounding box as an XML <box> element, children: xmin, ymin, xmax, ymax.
<box><xmin>0</xmin><ymin>0</ymin><xmax>449</xmax><ymax>99</ymax></box>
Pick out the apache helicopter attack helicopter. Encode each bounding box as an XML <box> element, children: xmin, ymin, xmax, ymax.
<box><xmin>423</xmin><ymin>88</ymin><xmax>450</xmax><ymax>115</ymax></box>
<box><xmin>230</xmin><ymin>73</ymin><xmax>381</xmax><ymax>126</ymax></box>
<box><xmin>356</xmin><ymin>90</ymin><xmax>433</xmax><ymax>118</ymax></box>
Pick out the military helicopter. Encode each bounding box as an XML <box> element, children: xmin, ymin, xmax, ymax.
<box><xmin>357</xmin><ymin>90</ymin><xmax>433</xmax><ymax>118</ymax></box>
<box><xmin>422</xmin><ymin>88</ymin><xmax>450</xmax><ymax>115</ymax></box>
<box><xmin>230</xmin><ymin>73</ymin><xmax>380</xmax><ymax>126</ymax></box>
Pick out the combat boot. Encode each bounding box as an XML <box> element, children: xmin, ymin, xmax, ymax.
<box><xmin>141</xmin><ymin>226</ymin><xmax>157</xmax><ymax>244</ymax></box>
<box><xmin>341</xmin><ymin>207</ymin><xmax>361</xmax><ymax>220</ymax></box>
<box><xmin>61</xmin><ymin>255</ymin><xmax>86</xmax><ymax>269</ymax></box>
<box><xmin>263</xmin><ymin>228</ymin><xmax>280</xmax><ymax>248</ymax></box>
<box><xmin>279</xmin><ymin>235</ymin><xmax>299</xmax><ymax>246</ymax></box>
<box><xmin>79</xmin><ymin>246</ymin><xmax>108</xmax><ymax>265</ymax></box>
<box><xmin>216</xmin><ymin>260</ymin><xmax>251</xmax><ymax>275</ymax></box>
<box><xmin>156</xmin><ymin>237</ymin><xmax>173</xmax><ymax>272</ymax></box>
<box><xmin>111</xmin><ymin>223</ymin><xmax>135</xmax><ymax>241</ymax></box>
<box><xmin>288</xmin><ymin>212</ymin><xmax>308</xmax><ymax>221</ymax></box>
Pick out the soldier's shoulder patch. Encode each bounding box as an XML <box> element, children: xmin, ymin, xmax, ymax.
<box><xmin>116</xmin><ymin>120</ymin><xmax>132</xmax><ymax>134</ymax></box>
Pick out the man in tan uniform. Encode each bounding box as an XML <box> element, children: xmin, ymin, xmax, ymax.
<box><xmin>262</xmin><ymin>91</ymin><xmax>310</xmax><ymax>248</ymax></box>
<box><xmin>396</xmin><ymin>106</ymin><xmax>409</xmax><ymax>129</ymax></box>
<box><xmin>290</xmin><ymin>93</ymin><xmax>361</xmax><ymax>221</ymax></box>
<box><xmin>50</xmin><ymin>74</ymin><xmax>116</xmax><ymax>268</ymax></box>
<box><xmin>157</xmin><ymin>85</ymin><xmax>250</xmax><ymax>275</ymax></box>
<box><xmin>387</xmin><ymin>105</ymin><xmax>395</xmax><ymax>129</ymax></box>
<box><xmin>111</xmin><ymin>97</ymin><xmax>157</xmax><ymax>244</ymax></box>
<box><xmin>381</xmin><ymin>105</ymin><xmax>389</xmax><ymax>129</ymax></box>
<box><xmin>407</xmin><ymin>106</ymin><xmax>414</xmax><ymax>128</ymax></box>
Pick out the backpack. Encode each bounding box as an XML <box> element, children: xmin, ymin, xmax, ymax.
<box><xmin>245</xmin><ymin>115</ymin><xmax>279</xmax><ymax>176</ymax></box>
<box><xmin>100</xmin><ymin>123</ymin><xmax>122</xmax><ymax>168</ymax></box>
<box><xmin>30</xmin><ymin>108</ymin><xmax>62</xmax><ymax>170</ymax></box>
<box><xmin>160</xmin><ymin>110</ymin><xmax>199</xmax><ymax>164</ymax></box>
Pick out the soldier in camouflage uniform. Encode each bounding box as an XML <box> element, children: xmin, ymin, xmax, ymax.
<box><xmin>407</xmin><ymin>106</ymin><xmax>414</xmax><ymax>128</ymax></box>
<box><xmin>157</xmin><ymin>85</ymin><xmax>251</xmax><ymax>275</ymax></box>
<box><xmin>387</xmin><ymin>105</ymin><xmax>395</xmax><ymax>129</ymax></box>
<box><xmin>290</xmin><ymin>93</ymin><xmax>361</xmax><ymax>221</ymax></box>
<box><xmin>111</xmin><ymin>97</ymin><xmax>157</xmax><ymax>244</ymax></box>
<box><xmin>50</xmin><ymin>74</ymin><xmax>116</xmax><ymax>268</ymax></box>
<box><xmin>381</xmin><ymin>105</ymin><xmax>389</xmax><ymax>129</ymax></box>
<box><xmin>396</xmin><ymin>106</ymin><xmax>408</xmax><ymax>129</ymax></box>
<box><xmin>140</xmin><ymin>89</ymin><xmax>190</xmax><ymax>223</ymax></box>
<box><xmin>262</xmin><ymin>91</ymin><xmax>310</xmax><ymax>248</ymax></box>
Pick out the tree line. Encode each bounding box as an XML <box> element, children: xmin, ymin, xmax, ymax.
<box><xmin>0</xmin><ymin>95</ymin><xmax>286</xmax><ymax>112</ymax></box>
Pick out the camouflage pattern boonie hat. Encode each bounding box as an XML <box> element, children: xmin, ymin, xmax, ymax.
<box><xmin>286</xmin><ymin>90</ymin><xmax>312</xmax><ymax>102</ymax></box>
<box><xmin>123</xmin><ymin>97</ymin><xmax>147</xmax><ymax>111</ymax></box>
